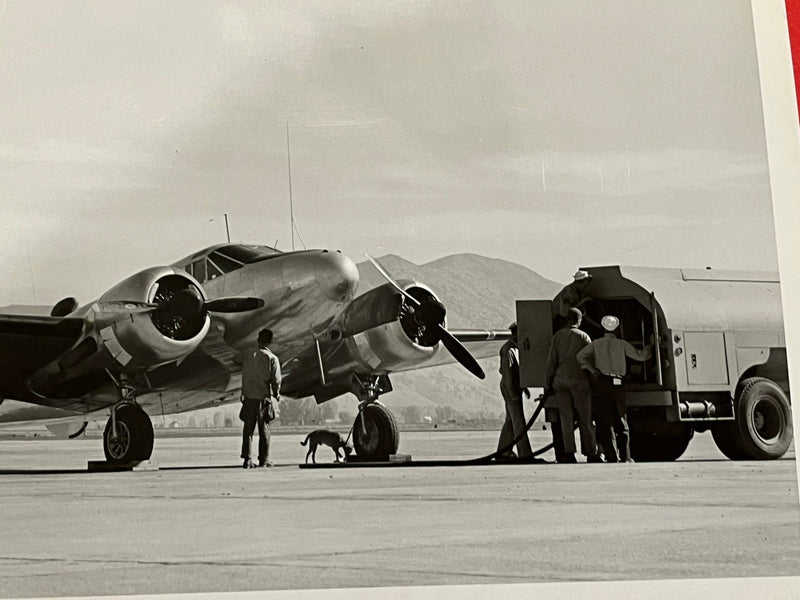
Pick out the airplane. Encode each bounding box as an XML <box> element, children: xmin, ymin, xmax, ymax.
<box><xmin>0</xmin><ymin>243</ymin><xmax>510</xmax><ymax>464</ymax></box>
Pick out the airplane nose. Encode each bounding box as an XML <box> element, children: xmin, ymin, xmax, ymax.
<box><xmin>314</xmin><ymin>250</ymin><xmax>360</xmax><ymax>302</ymax></box>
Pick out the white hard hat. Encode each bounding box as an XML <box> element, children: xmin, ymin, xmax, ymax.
<box><xmin>601</xmin><ymin>315</ymin><xmax>619</xmax><ymax>331</ymax></box>
<box><xmin>573</xmin><ymin>270</ymin><xmax>591</xmax><ymax>281</ymax></box>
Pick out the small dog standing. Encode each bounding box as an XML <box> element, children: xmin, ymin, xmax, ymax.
<box><xmin>300</xmin><ymin>429</ymin><xmax>353</xmax><ymax>464</ymax></box>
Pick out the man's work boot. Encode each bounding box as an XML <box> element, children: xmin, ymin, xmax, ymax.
<box><xmin>258</xmin><ymin>460</ymin><xmax>274</xmax><ymax>468</ymax></box>
<box><xmin>558</xmin><ymin>453</ymin><xmax>577</xmax><ymax>464</ymax></box>
<box><xmin>495</xmin><ymin>451</ymin><xmax>517</xmax><ymax>463</ymax></box>
<box><xmin>586</xmin><ymin>454</ymin><xmax>603</xmax><ymax>463</ymax></box>
<box><xmin>243</xmin><ymin>459</ymin><xmax>255</xmax><ymax>469</ymax></box>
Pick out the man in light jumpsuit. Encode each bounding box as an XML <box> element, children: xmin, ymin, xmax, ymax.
<box><xmin>240</xmin><ymin>328</ymin><xmax>282</xmax><ymax>468</ymax></box>
<box><xmin>577</xmin><ymin>315</ymin><xmax>651</xmax><ymax>463</ymax></box>
<box><xmin>496</xmin><ymin>322</ymin><xmax>538</xmax><ymax>461</ymax></box>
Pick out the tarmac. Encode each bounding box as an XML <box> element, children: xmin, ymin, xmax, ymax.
<box><xmin>1</xmin><ymin>429</ymin><xmax>799</xmax><ymax>600</ymax></box>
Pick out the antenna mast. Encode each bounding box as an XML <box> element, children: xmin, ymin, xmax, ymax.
<box><xmin>286</xmin><ymin>123</ymin><xmax>295</xmax><ymax>251</ymax></box>
<box><xmin>224</xmin><ymin>213</ymin><xmax>230</xmax><ymax>243</ymax></box>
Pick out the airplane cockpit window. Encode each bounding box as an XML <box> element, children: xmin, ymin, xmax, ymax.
<box><xmin>191</xmin><ymin>259</ymin><xmax>207</xmax><ymax>283</ymax></box>
<box><xmin>208</xmin><ymin>251</ymin><xmax>241</xmax><ymax>274</ymax></box>
<box><xmin>204</xmin><ymin>244</ymin><xmax>282</xmax><ymax>275</ymax></box>
<box><xmin>215</xmin><ymin>244</ymin><xmax>281</xmax><ymax>264</ymax></box>
<box><xmin>207</xmin><ymin>261</ymin><xmax>223</xmax><ymax>280</ymax></box>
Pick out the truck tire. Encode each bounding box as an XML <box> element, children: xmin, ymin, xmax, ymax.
<box><xmin>629</xmin><ymin>426</ymin><xmax>693</xmax><ymax>462</ymax></box>
<box><xmin>726</xmin><ymin>377</ymin><xmax>792</xmax><ymax>460</ymax></box>
<box><xmin>353</xmin><ymin>403</ymin><xmax>399</xmax><ymax>461</ymax></box>
<box><xmin>710</xmin><ymin>422</ymin><xmax>749</xmax><ymax>460</ymax></box>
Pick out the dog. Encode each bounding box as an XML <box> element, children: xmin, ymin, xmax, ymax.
<box><xmin>300</xmin><ymin>429</ymin><xmax>353</xmax><ymax>464</ymax></box>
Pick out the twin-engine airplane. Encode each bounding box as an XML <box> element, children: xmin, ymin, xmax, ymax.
<box><xmin>0</xmin><ymin>244</ymin><xmax>508</xmax><ymax>464</ymax></box>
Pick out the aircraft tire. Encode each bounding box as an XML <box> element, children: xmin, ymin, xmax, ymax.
<box><xmin>103</xmin><ymin>404</ymin><xmax>154</xmax><ymax>464</ymax></box>
<box><xmin>629</xmin><ymin>425</ymin><xmax>693</xmax><ymax>462</ymax></box>
<box><xmin>353</xmin><ymin>403</ymin><xmax>399</xmax><ymax>461</ymax></box>
<box><xmin>727</xmin><ymin>377</ymin><xmax>792</xmax><ymax>460</ymax></box>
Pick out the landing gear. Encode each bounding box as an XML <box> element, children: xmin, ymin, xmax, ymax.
<box><xmin>102</xmin><ymin>371</ymin><xmax>155</xmax><ymax>465</ymax></box>
<box><xmin>103</xmin><ymin>403</ymin><xmax>154</xmax><ymax>464</ymax></box>
<box><xmin>712</xmin><ymin>377</ymin><xmax>793</xmax><ymax>460</ymax></box>
<box><xmin>346</xmin><ymin>374</ymin><xmax>400</xmax><ymax>462</ymax></box>
<box><xmin>353</xmin><ymin>403</ymin><xmax>399</xmax><ymax>461</ymax></box>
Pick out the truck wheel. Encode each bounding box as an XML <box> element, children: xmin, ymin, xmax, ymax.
<box><xmin>629</xmin><ymin>426</ymin><xmax>693</xmax><ymax>462</ymax></box>
<box><xmin>710</xmin><ymin>422</ymin><xmax>748</xmax><ymax>460</ymax></box>
<box><xmin>728</xmin><ymin>377</ymin><xmax>792</xmax><ymax>460</ymax></box>
<box><xmin>103</xmin><ymin>404</ymin><xmax>154</xmax><ymax>464</ymax></box>
<box><xmin>353</xmin><ymin>404</ymin><xmax>399</xmax><ymax>461</ymax></box>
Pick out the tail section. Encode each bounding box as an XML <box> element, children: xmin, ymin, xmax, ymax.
<box><xmin>300</xmin><ymin>433</ymin><xmax>311</xmax><ymax>446</ymax></box>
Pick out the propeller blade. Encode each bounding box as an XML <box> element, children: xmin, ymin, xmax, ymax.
<box><xmin>438</xmin><ymin>325</ymin><xmax>486</xmax><ymax>379</ymax></box>
<box><xmin>365</xmin><ymin>253</ymin><xmax>420</xmax><ymax>307</ymax></box>
<box><xmin>204</xmin><ymin>297</ymin><xmax>265</xmax><ymax>313</ymax></box>
<box><xmin>96</xmin><ymin>301</ymin><xmax>157</xmax><ymax>314</ymax></box>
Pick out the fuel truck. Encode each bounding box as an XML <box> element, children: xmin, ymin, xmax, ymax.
<box><xmin>516</xmin><ymin>265</ymin><xmax>793</xmax><ymax>461</ymax></box>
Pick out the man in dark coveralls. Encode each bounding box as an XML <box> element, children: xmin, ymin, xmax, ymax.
<box><xmin>545</xmin><ymin>307</ymin><xmax>602</xmax><ymax>463</ymax></box>
<box><xmin>240</xmin><ymin>328</ymin><xmax>282</xmax><ymax>468</ymax></box>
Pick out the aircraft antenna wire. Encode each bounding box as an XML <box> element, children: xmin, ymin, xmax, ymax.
<box><xmin>286</xmin><ymin>123</ymin><xmax>295</xmax><ymax>251</ymax></box>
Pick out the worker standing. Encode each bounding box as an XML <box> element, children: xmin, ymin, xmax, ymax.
<box><xmin>558</xmin><ymin>270</ymin><xmax>593</xmax><ymax>318</ymax></box>
<box><xmin>544</xmin><ymin>307</ymin><xmax>602</xmax><ymax>463</ymax></box>
<box><xmin>496</xmin><ymin>322</ymin><xmax>540</xmax><ymax>462</ymax></box>
<box><xmin>557</xmin><ymin>270</ymin><xmax>601</xmax><ymax>335</ymax></box>
<box><xmin>240</xmin><ymin>328</ymin><xmax>282</xmax><ymax>468</ymax></box>
<box><xmin>576</xmin><ymin>315</ymin><xmax>651</xmax><ymax>463</ymax></box>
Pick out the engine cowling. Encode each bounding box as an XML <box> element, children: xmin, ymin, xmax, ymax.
<box><xmin>26</xmin><ymin>267</ymin><xmax>210</xmax><ymax>397</ymax></box>
<box><xmin>92</xmin><ymin>267</ymin><xmax>210</xmax><ymax>369</ymax></box>
<box><xmin>336</xmin><ymin>281</ymin><xmax>444</xmax><ymax>373</ymax></box>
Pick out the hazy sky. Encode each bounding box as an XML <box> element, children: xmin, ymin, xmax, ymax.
<box><xmin>0</xmin><ymin>0</ymin><xmax>780</xmax><ymax>305</ymax></box>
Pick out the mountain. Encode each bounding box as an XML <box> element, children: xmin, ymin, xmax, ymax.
<box><xmin>358</xmin><ymin>253</ymin><xmax>561</xmax><ymax>328</ymax></box>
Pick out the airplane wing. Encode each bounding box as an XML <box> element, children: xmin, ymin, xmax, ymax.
<box><xmin>0</xmin><ymin>314</ymin><xmax>86</xmax><ymax>408</ymax></box>
<box><xmin>391</xmin><ymin>328</ymin><xmax>509</xmax><ymax>372</ymax></box>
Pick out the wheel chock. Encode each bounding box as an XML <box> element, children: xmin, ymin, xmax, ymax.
<box><xmin>87</xmin><ymin>460</ymin><xmax>159</xmax><ymax>472</ymax></box>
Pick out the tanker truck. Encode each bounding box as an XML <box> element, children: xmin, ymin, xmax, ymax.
<box><xmin>516</xmin><ymin>266</ymin><xmax>793</xmax><ymax>461</ymax></box>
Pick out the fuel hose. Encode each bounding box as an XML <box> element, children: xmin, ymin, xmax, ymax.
<box><xmin>306</xmin><ymin>394</ymin><xmax>557</xmax><ymax>468</ymax></box>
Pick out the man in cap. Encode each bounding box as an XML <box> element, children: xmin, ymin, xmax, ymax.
<box><xmin>557</xmin><ymin>270</ymin><xmax>601</xmax><ymax>335</ymax></box>
<box><xmin>558</xmin><ymin>270</ymin><xmax>593</xmax><ymax>318</ymax></box>
<box><xmin>576</xmin><ymin>315</ymin><xmax>651</xmax><ymax>463</ymax></box>
<box><xmin>544</xmin><ymin>307</ymin><xmax>602</xmax><ymax>463</ymax></box>
<box><xmin>240</xmin><ymin>328</ymin><xmax>282</xmax><ymax>468</ymax></box>
<box><xmin>496</xmin><ymin>322</ymin><xmax>541</xmax><ymax>462</ymax></box>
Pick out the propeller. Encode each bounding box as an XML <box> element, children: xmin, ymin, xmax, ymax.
<box><xmin>365</xmin><ymin>253</ymin><xmax>485</xmax><ymax>379</ymax></box>
<box><xmin>155</xmin><ymin>288</ymin><xmax>264</xmax><ymax>321</ymax></box>
<box><xmin>99</xmin><ymin>291</ymin><xmax>264</xmax><ymax>321</ymax></box>
<box><xmin>100</xmin><ymin>282</ymin><xmax>264</xmax><ymax>341</ymax></box>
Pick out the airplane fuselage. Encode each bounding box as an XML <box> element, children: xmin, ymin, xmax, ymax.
<box><xmin>0</xmin><ymin>245</ymin><xmax>361</xmax><ymax>420</ymax></box>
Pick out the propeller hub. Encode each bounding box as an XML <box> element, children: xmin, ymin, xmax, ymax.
<box><xmin>164</xmin><ymin>288</ymin><xmax>204</xmax><ymax>321</ymax></box>
<box><xmin>413</xmin><ymin>299</ymin><xmax>446</xmax><ymax>328</ymax></box>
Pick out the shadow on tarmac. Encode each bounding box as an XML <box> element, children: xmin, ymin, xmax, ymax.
<box><xmin>0</xmin><ymin>455</ymin><xmax>757</xmax><ymax>475</ymax></box>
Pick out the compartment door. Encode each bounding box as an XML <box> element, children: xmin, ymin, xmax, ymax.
<box><xmin>684</xmin><ymin>332</ymin><xmax>729</xmax><ymax>385</ymax></box>
<box><xmin>516</xmin><ymin>300</ymin><xmax>553</xmax><ymax>388</ymax></box>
